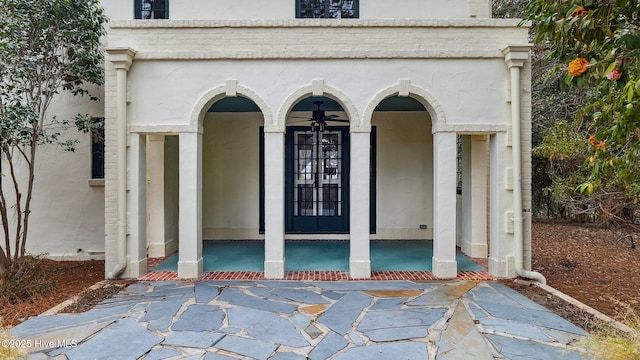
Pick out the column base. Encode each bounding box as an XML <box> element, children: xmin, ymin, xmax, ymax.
<box><xmin>148</xmin><ymin>238</ymin><xmax>177</xmax><ymax>258</ymax></box>
<box><xmin>461</xmin><ymin>240</ymin><xmax>488</xmax><ymax>259</ymax></box>
<box><xmin>488</xmin><ymin>256</ymin><xmax>515</xmax><ymax>278</ymax></box>
<box><xmin>264</xmin><ymin>259</ymin><xmax>285</xmax><ymax>279</ymax></box>
<box><xmin>178</xmin><ymin>258</ymin><xmax>203</xmax><ymax>279</ymax></box>
<box><xmin>432</xmin><ymin>257</ymin><xmax>457</xmax><ymax>279</ymax></box>
<box><xmin>124</xmin><ymin>257</ymin><xmax>148</xmax><ymax>279</ymax></box>
<box><xmin>349</xmin><ymin>259</ymin><xmax>371</xmax><ymax>279</ymax></box>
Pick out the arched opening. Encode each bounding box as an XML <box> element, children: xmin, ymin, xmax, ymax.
<box><xmin>371</xmin><ymin>96</ymin><xmax>433</xmax><ymax>242</ymax></box>
<box><xmin>284</xmin><ymin>96</ymin><xmax>351</xmax><ymax>235</ymax></box>
<box><xmin>200</xmin><ymin>96</ymin><xmax>265</xmax><ymax>270</ymax></box>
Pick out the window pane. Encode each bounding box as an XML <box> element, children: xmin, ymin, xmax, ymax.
<box><xmin>329</xmin><ymin>0</ymin><xmax>355</xmax><ymax>19</ymax></box>
<box><xmin>299</xmin><ymin>0</ymin><xmax>326</xmax><ymax>18</ymax></box>
<box><xmin>136</xmin><ymin>0</ymin><xmax>168</xmax><ymax>19</ymax></box>
<box><xmin>91</xmin><ymin>118</ymin><xmax>105</xmax><ymax>179</ymax></box>
<box><xmin>298</xmin><ymin>0</ymin><xmax>357</xmax><ymax>18</ymax></box>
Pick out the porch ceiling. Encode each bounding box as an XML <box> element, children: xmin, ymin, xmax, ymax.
<box><xmin>208</xmin><ymin>96</ymin><xmax>426</xmax><ymax>112</ymax></box>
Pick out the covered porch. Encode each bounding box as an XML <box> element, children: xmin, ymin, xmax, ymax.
<box><xmin>106</xmin><ymin>46</ymin><xmax>532</xmax><ymax>281</ymax></box>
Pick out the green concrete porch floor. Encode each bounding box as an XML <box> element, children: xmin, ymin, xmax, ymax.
<box><xmin>151</xmin><ymin>240</ymin><xmax>484</xmax><ymax>272</ymax></box>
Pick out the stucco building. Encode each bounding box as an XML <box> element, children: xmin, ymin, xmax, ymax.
<box><xmin>11</xmin><ymin>0</ymin><xmax>537</xmax><ymax>281</ymax></box>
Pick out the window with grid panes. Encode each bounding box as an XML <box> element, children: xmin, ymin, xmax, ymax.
<box><xmin>296</xmin><ymin>0</ymin><xmax>358</xmax><ymax>18</ymax></box>
<box><xmin>91</xmin><ymin>118</ymin><xmax>105</xmax><ymax>179</ymax></box>
<box><xmin>134</xmin><ymin>0</ymin><xmax>168</xmax><ymax>19</ymax></box>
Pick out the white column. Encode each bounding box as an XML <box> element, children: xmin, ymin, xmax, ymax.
<box><xmin>349</xmin><ymin>131</ymin><xmax>371</xmax><ymax>279</ymax></box>
<box><xmin>462</xmin><ymin>135</ymin><xmax>489</xmax><ymax>258</ymax></box>
<box><xmin>126</xmin><ymin>133</ymin><xmax>147</xmax><ymax>277</ymax></box>
<box><xmin>147</xmin><ymin>135</ymin><xmax>168</xmax><ymax>258</ymax></box>
<box><xmin>432</xmin><ymin>131</ymin><xmax>458</xmax><ymax>278</ymax></box>
<box><xmin>178</xmin><ymin>132</ymin><xmax>203</xmax><ymax>279</ymax></box>
<box><xmin>105</xmin><ymin>48</ymin><xmax>135</xmax><ymax>280</ymax></box>
<box><xmin>264</xmin><ymin>131</ymin><xmax>285</xmax><ymax>278</ymax></box>
<box><xmin>488</xmin><ymin>132</ymin><xmax>515</xmax><ymax>277</ymax></box>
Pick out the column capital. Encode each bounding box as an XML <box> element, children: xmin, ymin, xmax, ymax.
<box><xmin>107</xmin><ymin>48</ymin><xmax>137</xmax><ymax>71</ymax></box>
<box><xmin>501</xmin><ymin>44</ymin><xmax>532</xmax><ymax>68</ymax></box>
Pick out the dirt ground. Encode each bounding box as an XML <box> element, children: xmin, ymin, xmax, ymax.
<box><xmin>1</xmin><ymin>220</ymin><xmax>638</xmax><ymax>328</ymax></box>
<box><xmin>525</xmin><ymin>220</ymin><xmax>640</xmax><ymax>321</ymax></box>
<box><xmin>0</xmin><ymin>259</ymin><xmax>106</xmax><ymax>326</ymax></box>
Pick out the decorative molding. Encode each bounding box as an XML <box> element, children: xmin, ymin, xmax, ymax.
<box><xmin>398</xmin><ymin>79</ymin><xmax>411</xmax><ymax>97</ymax></box>
<box><xmin>125</xmin><ymin>50</ymin><xmax>506</xmax><ymax>61</ymax></box>
<box><xmin>312</xmin><ymin>79</ymin><xmax>324</xmax><ymax>96</ymax></box>
<box><xmin>109</xmin><ymin>19</ymin><xmax>526</xmax><ymax>29</ymax></box>
<box><xmin>502</xmin><ymin>44</ymin><xmax>533</xmax><ymax>68</ymax></box>
<box><xmin>106</xmin><ymin>48</ymin><xmax>136</xmax><ymax>70</ymax></box>
<box><xmin>432</xmin><ymin>123</ymin><xmax>508</xmax><ymax>134</ymax></box>
<box><xmin>277</xmin><ymin>83</ymin><xmax>359</xmax><ymax>132</ymax></box>
<box><xmin>189</xmin><ymin>83</ymin><xmax>273</xmax><ymax>131</ymax></box>
<box><xmin>225</xmin><ymin>79</ymin><xmax>238</xmax><ymax>96</ymax></box>
<box><xmin>363</xmin><ymin>82</ymin><xmax>446</xmax><ymax>132</ymax></box>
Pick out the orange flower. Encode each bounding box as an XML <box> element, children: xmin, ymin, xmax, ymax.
<box><xmin>588</xmin><ymin>135</ymin><xmax>598</xmax><ymax>146</ymax></box>
<box><xmin>568</xmin><ymin>58</ymin><xmax>589</xmax><ymax>76</ymax></box>
<box><xmin>596</xmin><ymin>141</ymin><xmax>606</xmax><ymax>151</ymax></box>
<box><xmin>571</xmin><ymin>6</ymin><xmax>588</xmax><ymax>17</ymax></box>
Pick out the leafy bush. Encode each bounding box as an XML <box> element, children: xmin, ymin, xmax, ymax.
<box><xmin>0</xmin><ymin>255</ymin><xmax>58</xmax><ymax>304</ymax></box>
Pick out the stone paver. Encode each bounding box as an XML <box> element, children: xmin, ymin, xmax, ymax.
<box><xmin>227</xmin><ymin>307</ymin><xmax>309</xmax><ymax>347</ymax></box>
<box><xmin>316</xmin><ymin>291</ymin><xmax>372</xmax><ymax>335</ymax></box>
<box><xmin>171</xmin><ymin>304</ymin><xmax>224</xmax><ymax>332</ymax></box>
<box><xmin>10</xmin><ymin>280</ymin><xmax>591</xmax><ymax>359</ymax></box>
<box><xmin>309</xmin><ymin>331</ymin><xmax>349</xmax><ymax>360</ymax></box>
<box><xmin>65</xmin><ymin>318</ymin><xmax>162</xmax><ymax>360</ymax></box>
<box><xmin>214</xmin><ymin>335</ymin><xmax>278</xmax><ymax>360</ymax></box>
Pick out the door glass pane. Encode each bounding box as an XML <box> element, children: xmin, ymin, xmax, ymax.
<box><xmin>298</xmin><ymin>184</ymin><xmax>314</xmax><ymax>216</ymax></box>
<box><xmin>293</xmin><ymin>129</ymin><xmax>342</xmax><ymax>217</ymax></box>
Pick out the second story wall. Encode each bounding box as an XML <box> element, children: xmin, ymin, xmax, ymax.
<box><xmin>103</xmin><ymin>0</ymin><xmax>492</xmax><ymax>21</ymax></box>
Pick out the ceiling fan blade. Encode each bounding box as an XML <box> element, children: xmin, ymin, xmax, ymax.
<box><xmin>288</xmin><ymin>120</ymin><xmax>312</xmax><ymax>124</ymax></box>
<box><xmin>288</xmin><ymin>116</ymin><xmax>312</xmax><ymax>120</ymax></box>
<box><xmin>326</xmin><ymin>119</ymin><xmax>350</xmax><ymax>123</ymax></box>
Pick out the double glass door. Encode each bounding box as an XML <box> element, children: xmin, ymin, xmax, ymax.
<box><xmin>286</xmin><ymin>127</ymin><xmax>349</xmax><ymax>233</ymax></box>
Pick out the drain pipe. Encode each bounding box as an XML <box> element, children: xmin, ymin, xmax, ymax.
<box><xmin>106</xmin><ymin>49</ymin><xmax>135</xmax><ymax>280</ymax></box>
<box><xmin>504</xmin><ymin>45</ymin><xmax>546</xmax><ymax>285</ymax></box>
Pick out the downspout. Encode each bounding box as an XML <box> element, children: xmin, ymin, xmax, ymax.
<box><xmin>504</xmin><ymin>45</ymin><xmax>546</xmax><ymax>285</ymax></box>
<box><xmin>106</xmin><ymin>49</ymin><xmax>136</xmax><ymax>280</ymax></box>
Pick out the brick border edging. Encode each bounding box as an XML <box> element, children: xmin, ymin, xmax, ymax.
<box><xmin>139</xmin><ymin>270</ymin><xmax>494</xmax><ymax>282</ymax></box>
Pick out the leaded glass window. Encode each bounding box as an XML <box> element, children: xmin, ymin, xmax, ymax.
<box><xmin>297</xmin><ymin>0</ymin><xmax>358</xmax><ymax>19</ymax></box>
<box><xmin>135</xmin><ymin>0</ymin><xmax>168</xmax><ymax>19</ymax></box>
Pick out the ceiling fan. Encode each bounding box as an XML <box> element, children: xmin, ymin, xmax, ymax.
<box><xmin>290</xmin><ymin>101</ymin><xmax>349</xmax><ymax>132</ymax></box>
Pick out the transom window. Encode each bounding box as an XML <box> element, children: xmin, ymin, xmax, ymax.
<box><xmin>134</xmin><ymin>0</ymin><xmax>168</xmax><ymax>19</ymax></box>
<box><xmin>296</xmin><ymin>0</ymin><xmax>359</xmax><ymax>19</ymax></box>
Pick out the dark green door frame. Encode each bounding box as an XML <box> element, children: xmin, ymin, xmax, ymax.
<box><xmin>285</xmin><ymin>126</ymin><xmax>350</xmax><ymax>233</ymax></box>
<box><xmin>259</xmin><ymin>126</ymin><xmax>376</xmax><ymax>234</ymax></box>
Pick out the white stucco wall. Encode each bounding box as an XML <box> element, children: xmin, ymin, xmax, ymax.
<box><xmin>372</xmin><ymin>111</ymin><xmax>433</xmax><ymax>239</ymax></box>
<box><xmin>1</xmin><ymin>89</ymin><xmax>106</xmax><ymax>260</ymax></box>
<box><xmin>102</xmin><ymin>0</ymin><xmax>490</xmax><ymax>20</ymax></box>
<box><xmin>125</xmin><ymin>58</ymin><xmax>510</xmax><ymax>131</ymax></box>
<box><xmin>202</xmin><ymin>113</ymin><xmax>262</xmax><ymax>239</ymax></box>
<box><xmin>163</xmin><ymin>135</ymin><xmax>180</xmax><ymax>251</ymax></box>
